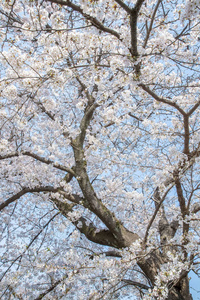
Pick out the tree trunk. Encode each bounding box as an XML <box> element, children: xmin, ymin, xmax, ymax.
<box><xmin>137</xmin><ymin>252</ymin><xmax>192</xmax><ymax>300</ymax></box>
<box><xmin>168</xmin><ymin>276</ymin><xmax>193</xmax><ymax>300</ymax></box>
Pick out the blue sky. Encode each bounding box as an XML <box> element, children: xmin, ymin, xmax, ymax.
<box><xmin>190</xmin><ymin>271</ymin><xmax>200</xmax><ymax>299</ymax></box>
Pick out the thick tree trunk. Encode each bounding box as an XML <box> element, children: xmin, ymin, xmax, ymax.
<box><xmin>168</xmin><ymin>276</ymin><xmax>192</xmax><ymax>300</ymax></box>
<box><xmin>137</xmin><ymin>251</ymin><xmax>192</xmax><ymax>300</ymax></box>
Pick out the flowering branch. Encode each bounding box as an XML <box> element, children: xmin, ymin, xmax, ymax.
<box><xmin>0</xmin><ymin>186</ymin><xmax>60</xmax><ymax>211</ymax></box>
<box><xmin>45</xmin><ymin>0</ymin><xmax>120</xmax><ymax>39</ymax></box>
<box><xmin>0</xmin><ymin>151</ymin><xmax>75</xmax><ymax>176</ymax></box>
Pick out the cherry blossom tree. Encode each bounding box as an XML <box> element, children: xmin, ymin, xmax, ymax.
<box><xmin>0</xmin><ymin>0</ymin><xmax>200</xmax><ymax>299</ymax></box>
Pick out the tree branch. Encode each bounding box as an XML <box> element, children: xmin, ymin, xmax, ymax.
<box><xmin>34</xmin><ymin>274</ymin><xmax>68</xmax><ymax>300</ymax></box>
<box><xmin>187</xmin><ymin>99</ymin><xmax>200</xmax><ymax>116</ymax></box>
<box><xmin>0</xmin><ymin>151</ymin><xmax>76</xmax><ymax>176</ymax></box>
<box><xmin>0</xmin><ymin>186</ymin><xmax>59</xmax><ymax>211</ymax></box>
<box><xmin>0</xmin><ymin>212</ymin><xmax>59</xmax><ymax>284</ymax></box>
<box><xmin>23</xmin><ymin>151</ymin><xmax>76</xmax><ymax>176</ymax></box>
<box><xmin>174</xmin><ymin>183</ymin><xmax>185</xmax><ymax>215</ymax></box>
<box><xmin>34</xmin><ymin>100</ymin><xmax>55</xmax><ymax>121</ymax></box>
<box><xmin>143</xmin><ymin>0</ymin><xmax>162</xmax><ymax>48</ymax></box>
<box><xmin>71</xmin><ymin>103</ymin><xmax>139</xmax><ymax>247</ymax></box>
<box><xmin>91</xmin><ymin>250</ymin><xmax>122</xmax><ymax>258</ymax></box>
<box><xmin>134</xmin><ymin>0</ymin><xmax>145</xmax><ymax>11</ymax></box>
<box><xmin>52</xmin><ymin>198</ymin><xmax>120</xmax><ymax>247</ymax></box>
<box><xmin>114</xmin><ymin>0</ymin><xmax>132</xmax><ymax>14</ymax></box>
<box><xmin>45</xmin><ymin>0</ymin><xmax>120</xmax><ymax>39</ymax></box>
<box><xmin>174</xmin><ymin>176</ymin><xmax>189</xmax><ymax>236</ymax></box>
<box><xmin>139</xmin><ymin>84</ymin><xmax>186</xmax><ymax>115</ymax></box>
<box><xmin>75</xmin><ymin>217</ymin><xmax>119</xmax><ymax>247</ymax></box>
<box><xmin>192</xmin><ymin>203</ymin><xmax>200</xmax><ymax>214</ymax></box>
<box><xmin>183</xmin><ymin>116</ymin><xmax>190</xmax><ymax>155</ymax></box>
<box><xmin>129</xmin><ymin>0</ymin><xmax>145</xmax><ymax>66</ymax></box>
<box><xmin>130</xmin><ymin>9</ymin><xmax>139</xmax><ymax>57</ymax></box>
<box><xmin>143</xmin><ymin>142</ymin><xmax>200</xmax><ymax>242</ymax></box>
<box><xmin>0</xmin><ymin>8</ymin><xmax>23</xmax><ymax>25</ymax></box>
<box><xmin>122</xmin><ymin>279</ymin><xmax>150</xmax><ymax>290</ymax></box>
<box><xmin>143</xmin><ymin>184</ymin><xmax>174</xmax><ymax>244</ymax></box>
